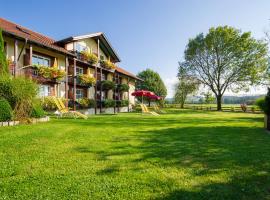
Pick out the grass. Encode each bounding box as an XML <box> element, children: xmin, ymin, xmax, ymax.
<box><xmin>0</xmin><ymin>109</ymin><xmax>270</xmax><ymax>199</ymax></box>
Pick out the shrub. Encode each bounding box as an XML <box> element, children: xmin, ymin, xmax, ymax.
<box><xmin>78</xmin><ymin>98</ymin><xmax>96</xmax><ymax>109</ymax></box>
<box><xmin>101</xmin><ymin>80</ymin><xmax>115</xmax><ymax>90</ymax></box>
<box><xmin>240</xmin><ymin>104</ymin><xmax>247</xmax><ymax>112</ymax></box>
<box><xmin>88</xmin><ymin>99</ymin><xmax>96</xmax><ymax>108</ymax></box>
<box><xmin>104</xmin><ymin>99</ymin><xmax>115</xmax><ymax>108</ymax></box>
<box><xmin>31</xmin><ymin>102</ymin><xmax>46</xmax><ymax>118</ymax></box>
<box><xmin>251</xmin><ymin>106</ymin><xmax>256</xmax><ymax>113</ymax></box>
<box><xmin>0</xmin><ymin>75</ymin><xmax>38</xmax><ymax>120</ymax></box>
<box><xmin>117</xmin><ymin>100</ymin><xmax>129</xmax><ymax>107</ymax></box>
<box><xmin>41</xmin><ymin>97</ymin><xmax>67</xmax><ymax>111</ymax></box>
<box><xmin>118</xmin><ymin>84</ymin><xmax>129</xmax><ymax>92</ymax></box>
<box><xmin>158</xmin><ymin>99</ymin><xmax>165</xmax><ymax>108</ymax></box>
<box><xmin>256</xmin><ymin>97</ymin><xmax>266</xmax><ymax>113</ymax></box>
<box><xmin>0</xmin><ymin>98</ymin><xmax>13</xmax><ymax>121</ymax></box>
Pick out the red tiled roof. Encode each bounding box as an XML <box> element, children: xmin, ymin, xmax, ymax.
<box><xmin>0</xmin><ymin>17</ymin><xmax>141</xmax><ymax>81</ymax></box>
<box><xmin>0</xmin><ymin>18</ymin><xmax>73</xmax><ymax>55</ymax></box>
<box><xmin>116</xmin><ymin>67</ymin><xmax>142</xmax><ymax>81</ymax></box>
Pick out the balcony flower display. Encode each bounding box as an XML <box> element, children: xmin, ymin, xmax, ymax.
<box><xmin>33</xmin><ymin>65</ymin><xmax>66</xmax><ymax>81</ymax></box>
<box><xmin>100</xmin><ymin>60</ymin><xmax>116</xmax><ymax>70</ymax></box>
<box><xmin>80</xmin><ymin>51</ymin><xmax>98</xmax><ymax>65</ymax></box>
<box><xmin>118</xmin><ymin>84</ymin><xmax>129</xmax><ymax>92</ymax></box>
<box><xmin>78</xmin><ymin>74</ymin><xmax>96</xmax><ymax>86</ymax></box>
<box><xmin>100</xmin><ymin>80</ymin><xmax>115</xmax><ymax>90</ymax></box>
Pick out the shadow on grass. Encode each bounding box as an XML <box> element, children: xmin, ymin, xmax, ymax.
<box><xmin>91</xmin><ymin>124</ymin><xmax>270</xmax><ymax>199</ymax></box>
<box><xmin>154</xmin><ymin>172</ymin><xmax>270</xmax><ymax>200</ymax></box>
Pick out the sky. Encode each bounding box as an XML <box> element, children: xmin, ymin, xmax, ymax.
<box><xmin>2</xmin><ymin>0</ymin><xmax>270</xmax><ymax>97</ymax></box>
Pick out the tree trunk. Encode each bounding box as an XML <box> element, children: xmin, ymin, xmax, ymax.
<box><xmin>180</xmin><ymin>102</ymin><xmax>184</xmax><ymax>108</ymax></box>
<box><xmin>216</xmin><ymin>95</ymin><xmax>222</xmax><ymax>111</ymax></box>
<box><xmin>265</xmin><ymin>115</ymin><xmax>270</xmax><ymax>130</ymax></box>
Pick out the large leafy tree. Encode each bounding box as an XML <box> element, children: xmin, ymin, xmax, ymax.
<box><xmin>174</xmin><ymin>62</ymin><xmax>199</xmax><ymax>108</ymax></box>
<box><xmin>0</xmin><ymin>29</ymin><xmax>8</xmax><ymax>75</ymax></box>
<box><xmin>136</xmin><ymin>68</ymin><xmax>167</xmax><ymax>97</ymax></box>
<box><xmin>182</xmin><ymin>26</ymin><xmax>268</xmax><ymax>110</ymax></box>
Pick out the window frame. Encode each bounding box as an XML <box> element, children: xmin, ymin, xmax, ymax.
<box><xmin>39</xmin><ymin>85</ymin><xmax>51</xmax><ymax>97</ymax></box>
<box><xmin>32</xmin><ymin>54</ymin><xmax>51</xmax><ymax>67</ymax></box>
<box><xmin>76</xmin><ymin>67</ymin><xmax>84</xmax><ymax>75</ymax></box>
<box><xmin>76</xmin><ymin>88</ymin><xmax>84</xmax><ymax>99</ymax></box>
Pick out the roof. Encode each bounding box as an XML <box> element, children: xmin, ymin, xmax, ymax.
<box><xmin>56</xmin><ymin>32</ymin><xmax>121</xmax><ymax>62</ymax></box>
<box><xmin>0</xmin><ymin>18</ymin><xmax>74</xmax><ymax>56</ymax></box>
<box><xmin>0</xmin><ymin>17</ymin><xmax>140</xmax><ymax>81</ymax></box>
<box><xmin>116</xmin><ymin>66</ymin><xmax>143</xmax><ymax>81</ymax></box>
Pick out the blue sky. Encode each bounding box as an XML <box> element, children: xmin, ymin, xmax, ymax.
<box><xmin>2</xmin><ymin>0</ymin><xmax>270</xmax><ymax>97</ymax></box>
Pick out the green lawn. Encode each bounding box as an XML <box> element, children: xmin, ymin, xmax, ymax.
<box><xmin>0</xmin><ymin>110</ymin><xmax>270</xmax><ymax>200</ymax></box>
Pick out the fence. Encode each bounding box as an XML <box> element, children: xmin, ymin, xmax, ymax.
<box><xmin>164</xmin><ymin>104</ymin><xmax>263</xmax><ymax>114</ymax></box>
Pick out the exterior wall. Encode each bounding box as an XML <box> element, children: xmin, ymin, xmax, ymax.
<box><xmin>121</xmin><ymin>77</ymin><xmax>128</xmax><ymax>100</ymax></box>
<box><xmin>3</xmin><ymin>35</ymin><xmax>138</xmax><ymax>112</ymax></box>
<box><xmin>65</xmin><ymin>43</ymin><xmax>73</xmax><ymax>51</ymax></box>
<box><xmin>3</xmin><ymin>35</ymin><xmax>67</xmax><ymax>98</ymax></box>
<box><xmin>129</xmin><ymin>80</ymin><xmax>136</xmax><ymax>105</ymax></box>
<box><xmin>74</xmin><ymin>38</ymin><xmax>108</xmax><ymax>61</ymax></box>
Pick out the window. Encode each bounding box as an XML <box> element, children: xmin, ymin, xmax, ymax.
<box><xmin>39</xmin><ymin>85</ymin><xmax>51</xmax><ymax>97</ymax></box>
<box><xmin>100</xmin><ymin>55</ymin><xmax>105</xmax><ymax>61</ymax></box>
<box><xmin>75</xmin><ymin>43</ymin><xmax>86</xmax><ymax>52</ymax></box>
<box><xmin>76</xmin><ymin>89</ymin><xmax>84</xmax><ymax>99</ymax></box>
<box><xmin>76</xmin><ymin>67</ymin><xmax>84</xmax><ymax>75</ymax></box>
<box><xmin>32</xmin><ymin>54</ymin><xmax>50</xmax><ymax>67</ymax></box>
<box><xmin>101</xmin><ymin>73</ymin><xmax>106</xmax><ymax>81</ymax></box>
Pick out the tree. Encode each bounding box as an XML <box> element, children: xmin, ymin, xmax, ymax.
<box><xmin>0</xmin><ymin>29</ymin><xmax>8</xmax><ymax>75</ymax></box>
<box><xmin>182</xmin><ymin>26</ymin><xmax>268</xmax><ymax>110</ymax></box>
<box><xmin>174</xmin><ymin>63</ymin><xmax>199</xmax><ymax>108</ymax></box>
<box><xmin>202</xmin><ymin>91</ymin><xmax>216</xmax><ymax>104</ymax></box>
<box><xmin>137</xmin><ymin>68</ymin><xmax>167</xmax><ymax>98</ymax></box>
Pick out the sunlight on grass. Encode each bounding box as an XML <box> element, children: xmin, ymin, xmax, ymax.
<box><xmin>0</xmin><ymin>110</ymin><xmax>269</xmax><ymax>199</ymax></box>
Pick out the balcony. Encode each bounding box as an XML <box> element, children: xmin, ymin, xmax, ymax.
<box><xmin>20</xmin><ymin>65</ymin><xmax>64</xmax><ymax>84</ymax></box>
<box><xmin>72</xmin><ymin>51</ymin><xmax>98</xmax><ymax>66</ymax></box>
<box><xmin>67</xmin><ymin>74</ymin><xmax>96</xmax><ymax>88</ymax></box>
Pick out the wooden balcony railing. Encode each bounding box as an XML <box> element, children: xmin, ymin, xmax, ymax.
<box><xmin>20</xmin><ymin>66</ymin><xmax>60</xmax><ymax>84</ymax></box>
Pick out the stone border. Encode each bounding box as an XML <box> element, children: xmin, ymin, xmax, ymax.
<box><xmin>0</xmin><ymin>121</ymin><xmax>20</xmax><ymax>127</ymax></box>
<box><xmin>31</xmin><ymin>116</ymin><xmax>50</xmax><ymax>124</ymax></box>
<box><xmin>0</xmin><ymin>116</ymin><xmax>50</xmax><ymax>127</ymax></box>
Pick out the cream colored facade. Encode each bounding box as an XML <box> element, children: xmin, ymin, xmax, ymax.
<box><xmin>3</xmin><ymin>32</ymin><xmax>139</xmax><ymax>111</ymax></box>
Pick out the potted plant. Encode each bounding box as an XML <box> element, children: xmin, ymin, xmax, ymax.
<box><xmin>34</xmin><ymin>65</ymin><xmax>66</xmax><ymax>81</ymax></box>
<box><xmin>100</xmin><ymin>60</ymin><xmax>116</xmax><ymax>70</ymax></box>
<box><xmin>78</xmin><ymin>74</ymin><xmax>96</xmax><ymax>86</ymax></box>
<box><xmin>101</xmin><ymin>80</ymin><xmax>115</xmax><ymax>90</ymax></box>
<box><xmin>50</xmin><ymin>67</ymin><xmax>66</xmax><ymax>81</ymax></box>
<box><xmin>80</xmin><ymin>51</ymin><xmax>98</xmax><ymax>65</ymax></box>
<box><xmin>256</xmin><ymin>88</ymin><xmax>270</xmax><ymax>130</ymax></box>
<box><xmin>118</xmin><ymin>84</ymin><xmax>129</xmax><ymax>92</ymax></box>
